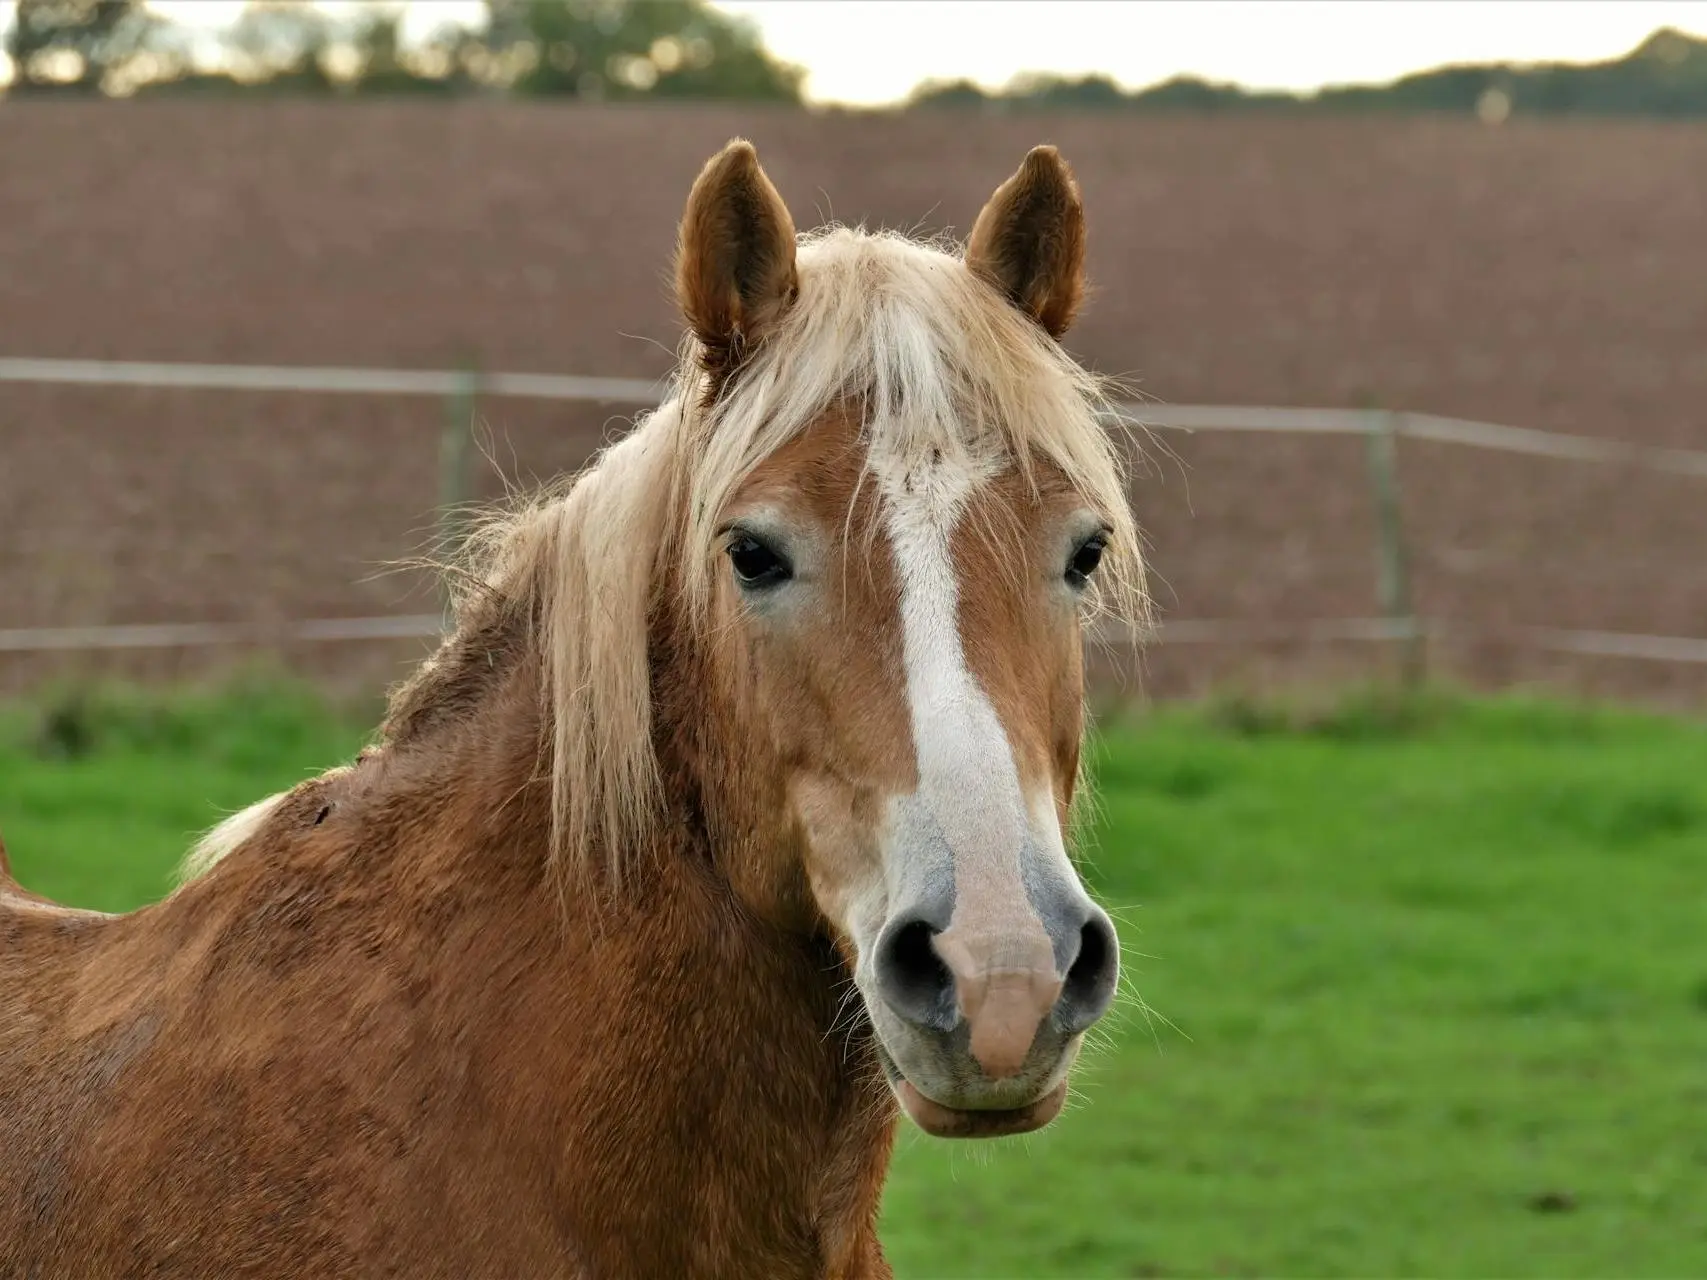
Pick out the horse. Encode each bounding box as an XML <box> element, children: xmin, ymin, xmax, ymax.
<box><xmin>0</xmin><ymin>139</ymin><xmax>1148</xmax><ymax>1279</ymax></box>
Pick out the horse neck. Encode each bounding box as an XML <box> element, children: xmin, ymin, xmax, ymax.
<box><xmin>345</xmin><ymin>637</ymin><xmax>897</xmax><ymax>1272</ymax></box>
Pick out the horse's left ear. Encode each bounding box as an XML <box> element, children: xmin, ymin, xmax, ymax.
<box><xmin>676</xmin><ymin>138</ymin><xmax>799</xmax><ymax>378</ymax></box>
<box><xmin>965</xmin><ymin>145</ymin><xmax>1086</xmax><ymax>339</ymax></box>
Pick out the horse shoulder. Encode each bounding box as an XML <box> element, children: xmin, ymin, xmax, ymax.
<box><xmin>0</xmin><ymin>852</ymin><xmax>121</xmax><ymax>1063</ymax></box>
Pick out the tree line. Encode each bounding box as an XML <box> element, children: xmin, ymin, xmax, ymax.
<box><xmin>3</xmin><ymin>0</ymin><xmax>805</xmax><ymax>101</ymax></box>
<box><xmin>910</xmin><ymin>28</ymin><xmax>1707</xmax><ymax>120</ymax></box>
<box><xmin>7</xmin><ymin>2</ymin><xmax>1707</xmax><ymax>118</ymax></box>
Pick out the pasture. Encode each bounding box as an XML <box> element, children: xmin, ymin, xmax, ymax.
<box><xmin>4</xmin><ymin>678</ymin><xmax>1705</xmax><ymax>1279</ymax></box>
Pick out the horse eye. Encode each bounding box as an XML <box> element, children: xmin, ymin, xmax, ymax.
<box><xmin>727</xmin><ymin>534</ymin><xmax>792</xmax><ymax>589</ymax></box>
<box><xmin>1065</xmin><ymin>535</ymin><xmax>1106</xmax><ymax>589</ymax></box>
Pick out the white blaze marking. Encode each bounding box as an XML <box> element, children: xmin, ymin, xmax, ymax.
<box><xmin>869</xmin><ymin>443</ymin><xmax>1071</xmax><ymax>933</ymax></box>
<box><xmin>878</xmin><ymin>454</ymin><xmax>1027</xmax><ymax>865</ymax></box>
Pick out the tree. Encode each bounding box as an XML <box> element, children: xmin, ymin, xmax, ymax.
<box><xmin>1004</xmin><ymin>72</ymin><xmax>1130</xmax><ymax>110</ymax></box>
<box><xmin>124</xmin><ymin>2</ymin><xmax>473</xmax><ymax>98</ymax></box>
<box><xmin>346</xmin><ymin>8</ymin><xmax>477</xmax><ymax>95</ymax></box>
<box><xmin>906</xmin><ymin>78</ymin><xmax>994</xmax><ymax>111</ymax></box>
<box><xmin>220</xmin><ymin>1</ymin><xmax>339</xmax><ymax>93</ymax></box>
<box><xmin>5</xmin><ymin>0</ymin><xmax>168</xmax><ymax>94</ymax></box>
<box><xmin>477</xmin><ymin>0</ymin><xmax>803</xmax><ymax>101</ymax></box>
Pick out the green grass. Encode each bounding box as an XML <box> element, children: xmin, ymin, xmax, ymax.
<box><xmin>4</xmin><ymin>680</ymin><xmax>1706</xmax><ymax>1278</ymax></box>
<box><xmin>0</xmin><ymin>676</ymin><xmax>375</xmax><ymax>911</ymax></box>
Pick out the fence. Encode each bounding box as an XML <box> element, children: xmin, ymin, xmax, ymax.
<box><xmin>4</xmin><ymin>356</ymin><xmax>1707</xmax><ymax>675</ymax></box>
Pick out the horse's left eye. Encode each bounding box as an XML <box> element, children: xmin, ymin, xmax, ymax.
<box><xmin>1065</xmin><ymin>535</ymin><xmax>1106</xmax><ymax>589</ymax></box>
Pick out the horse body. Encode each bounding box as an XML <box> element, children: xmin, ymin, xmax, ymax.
<box><xmin>1</xmin><ymin>139</ymin><xmax>1146</xmax><ymax>1277</ymax></box>
<box><xmin>1</xmin><ymin>701</ymin><xmax>892</xmax><ymax>1277</ymax></box>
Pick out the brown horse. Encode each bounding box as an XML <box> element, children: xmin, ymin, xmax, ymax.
<box><xmin>0</xmin><ymin>140</ymin><xmax>1147</xmax><ymax>1278</ymax></box>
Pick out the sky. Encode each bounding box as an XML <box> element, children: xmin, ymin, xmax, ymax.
<box><xmin>7</xmin><ymin>1</ymin><xmax>1707</xmax><ymax>104</ymax></box>
<box><xmin>712</xmin><ymin>2</ymin><xmax>1707</xmax><ymax>105</ymax></box>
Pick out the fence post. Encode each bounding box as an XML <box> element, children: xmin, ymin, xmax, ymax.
<box><xmin>437</xmin><ymin>363</ymin><xmax>481</xmax><ymax>617</ymax></box>
<box><xmin>1364</xmin><ymin>407</ymin><xmax>1425</xmax><ymax>689</ymax></box>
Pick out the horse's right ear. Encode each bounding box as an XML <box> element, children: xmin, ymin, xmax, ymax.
<box><xmin>675</xmin><ymin>139</ymin><xmax>799</xmax><ymax>380</ymax></box>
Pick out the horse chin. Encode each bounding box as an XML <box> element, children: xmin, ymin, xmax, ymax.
<box><xmin>894</xmin><ymin>1077</ymin><xmax>1069</xmax><ymax>1139</ymax></box>
<box><xmin>873</xmin><ymin>1038</ymin><xmax>1073</xmax><ymax>1140</ymax></box>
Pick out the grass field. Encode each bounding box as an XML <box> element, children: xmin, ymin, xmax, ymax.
<box><xmin>4</xmin><ymin>679</ymin><xmax>1706</xmax><ymax>1278</ymax></box>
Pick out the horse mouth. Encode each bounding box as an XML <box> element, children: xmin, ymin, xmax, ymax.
<box><xmin>894</xmin><ymin>1077</ymin><xmax>1068</xmax><ymax>1138</ymax></box>
<box><xmin>876</xmin><ymin>1043</ymin><xmax>1067</xmax><ymax>1138</ymax></box>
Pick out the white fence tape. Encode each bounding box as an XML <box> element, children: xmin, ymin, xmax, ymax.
<box><xmin>0</xmin><ymin>616</ymin><xmax>446</xmax><ymax>654</ymax></box>
<box><xmin>5</xmin><ymin>613</ymin><xmax>1707</xmax><ymax>666</ymax></box>
<box><xmin>4</xmin><ymin>356</ymin><xmax>1706</xmax><ymax>665</ymax></box>
<box><xmin>5</xmin><ymin>356</ymin><xmax>1706</xmax><ymax>477</ymax></box>
<box><xmin>0</xmin><ymin>357</ymin><xmax>662</xmax><ymax>405</ymax></box>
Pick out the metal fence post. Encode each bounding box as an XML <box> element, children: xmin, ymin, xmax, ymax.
<box><xmin>437</xmin><ymin>363</ymin><xmax>481</xmax><ymax>617</ymax></box>
<box><xmin>1365</xmin><ymin>408</ymin><xmax>1426</xmax><ymax>689</ymax></box>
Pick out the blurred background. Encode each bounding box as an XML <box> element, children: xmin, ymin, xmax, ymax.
<box><xmin>2</xmin><ymin>3</ymin><xmax>1706</xmax><ymax>1277</ymax></box>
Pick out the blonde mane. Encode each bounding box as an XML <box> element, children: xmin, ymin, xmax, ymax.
<box><xmin>188</xmin><ymin>226</ymin><xmax>1148</xmax><ymax>885</ymax></box>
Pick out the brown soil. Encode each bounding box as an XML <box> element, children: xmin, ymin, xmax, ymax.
<box><xmin>3</xmin><ymin>101</ymin><xmax>1705</xmax><ymax>705</ymax></box>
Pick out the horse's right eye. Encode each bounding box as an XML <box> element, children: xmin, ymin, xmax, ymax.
<box><xmin>1065</xmin><ymin>533</ymin><xmax>1107</xmax><ymax>589</ymax></box>
<box><xmin>727</xmin><ymin>535</ymin><xmax>792</xmax><ymax>589</ymax></box>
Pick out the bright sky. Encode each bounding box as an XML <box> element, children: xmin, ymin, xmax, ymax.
<box><xmin>713</xmin><ymin>1</ymin><xmax>1707</xmax><ymax>105</ymax></box>
<box><xmin>6</xmin><ymin>1</ymin><xmax>1707</xmax><ymax>104</ymax></box>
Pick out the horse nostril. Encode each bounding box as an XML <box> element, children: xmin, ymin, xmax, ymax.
<box><xmin>873</xmin><ymin>915</ymin><xmax>958</xmax><ymax>1032</ymax></box>
<box><xmin>1056</xmin><ymin>909</ymin><xmax>1119</xmax><ymax>1035</ymax></box>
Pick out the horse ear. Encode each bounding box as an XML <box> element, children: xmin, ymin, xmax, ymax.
<box><xmin>675</xmin><ymin>139</ymin><xmax>799</xmax><ymax>379</ymax></box>
<box><xmin>965</xmin><ymin>145</ymin><xmax>1086</xmax><ymax>339</ymax></box>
